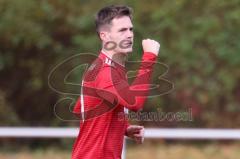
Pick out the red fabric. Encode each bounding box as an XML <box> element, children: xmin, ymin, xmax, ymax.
<box><xmin>72</xmin><ymin>51</ymin><xmax>156</xmax><ymax>159</ymax></box>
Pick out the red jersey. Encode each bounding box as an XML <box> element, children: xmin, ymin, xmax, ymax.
<box><xmin>72</xmin><ymin>51</ymin><xmax>157</xmax><ymax>159</ymax></box>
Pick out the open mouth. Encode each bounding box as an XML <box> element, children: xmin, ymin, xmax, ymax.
<box><xmin>119</xmin><ymin>40</ymin><xmax>133</xmax><ymax>49</ymax></box>
<box><xmin>127</xmin><ymin>41</ymin><xmax>132</xmax><ymax>45</ymax></box>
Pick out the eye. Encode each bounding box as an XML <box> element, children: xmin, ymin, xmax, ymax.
<box><xmin>119</xmin><ymin>28</ymin><xmax>127</xmax><ymax>32</ymax></box>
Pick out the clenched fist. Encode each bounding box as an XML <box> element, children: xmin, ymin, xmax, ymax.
<box><xmin>142</xmin><ymin>39</ymin><xmax>160</xmax><ymax>56</ymax></box>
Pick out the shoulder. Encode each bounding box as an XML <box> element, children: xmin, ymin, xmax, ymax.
<box><xmin>83</xmin><ymin>57</ymin><xmax>117</xmax><ymax>82</ymax></box>
<box><xmin>96</xmin><ymin>65</ymin><xmax>119</xmax><ymax>80</ymax></box>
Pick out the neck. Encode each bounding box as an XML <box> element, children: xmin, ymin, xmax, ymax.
<box><xmin>101</xmin><ymin>49</ymin><xmax>127</xmax><ymax>67</ymax></box>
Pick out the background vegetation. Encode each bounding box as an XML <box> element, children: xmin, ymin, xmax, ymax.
<box><xmin>0</xmin><ymin>0</ymin><xmax>239</xmax><ymax>155</ymax></box>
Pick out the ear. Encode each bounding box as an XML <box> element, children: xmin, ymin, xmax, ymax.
<box><xmin>99</xmin><ymin>31</ymin><xmax>110</xmax><ymax>42</ymax></box>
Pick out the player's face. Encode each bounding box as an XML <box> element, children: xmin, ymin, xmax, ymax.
<box><xmin>108</xmin><ymin>16</ymin><xmax>134</xmax><ymax>54</ymax></box>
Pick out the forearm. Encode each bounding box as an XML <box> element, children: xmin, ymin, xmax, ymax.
<box><xmin>120</xmin><ymin>52</ymin><xmax>157</xmax><ymax>111</ymax></box>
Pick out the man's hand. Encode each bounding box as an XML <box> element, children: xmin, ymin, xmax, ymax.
<box><xmin>126</xmin><ymin>125</ymin><xmax>144</xmax><ymax>144</ymax></box>
<box><xmin>142</xmin><ymin>39</ymin><xmax>160</xmax><ymax>56</ymax></box>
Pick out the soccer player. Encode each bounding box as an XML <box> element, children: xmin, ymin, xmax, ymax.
<box><xmin>72</xmin><ymin>5</ymin><xmax>160</xmax><ymax>159</ymax></box>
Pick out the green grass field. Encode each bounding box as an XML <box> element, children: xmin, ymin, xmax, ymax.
<box><xmin>0</xmin><ymin>142</ymin><xmax>239</xmax><ymax>159</ymax></box>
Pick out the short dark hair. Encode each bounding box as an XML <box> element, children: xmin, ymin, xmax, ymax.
<box><xmin>95</xmin><ymin>5</ymin><xmax>133</xmax><ymax>35</ymax></box>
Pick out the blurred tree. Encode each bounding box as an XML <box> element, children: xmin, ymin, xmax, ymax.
<box><xmin>0</xmin><ymin>0</ymin><xmax>239</xmax><ymax>131</ymax></box>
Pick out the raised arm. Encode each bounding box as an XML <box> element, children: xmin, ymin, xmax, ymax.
<box><xmin>96</xmin><ymin>39</ymin><xmax>160</xmax><ymax>111</ymax></box>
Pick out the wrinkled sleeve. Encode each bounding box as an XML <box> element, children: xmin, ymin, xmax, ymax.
<box><xmin>95</xmin><ymin>52</ymin><xmax>157</xmax><ymax>111</ymax></box>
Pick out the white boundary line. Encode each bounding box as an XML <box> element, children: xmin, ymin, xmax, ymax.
<box><xmin>144</xmin><ymin>128</ymin><xmax>240</xmax><ymax>139</ymax></box>
<box><xmin>0</xmin><ymin>127</ymin><xmax>78</xmax><ymax>138</ymax></box>
<box><xmin>1</xmin><ymin>127</ymin><xmax>240</xmax><ymax>159</ymax></box>
<box><xmin>0</xmin><ymin>127</ymin><xmax>240</xmax><ymax>139</ymax></box>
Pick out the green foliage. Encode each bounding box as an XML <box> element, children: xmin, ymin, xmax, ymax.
<box><xmin>0</xmin><ymin>0</ymin><xmax>240</xmax><ymax>130</ymax></box>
